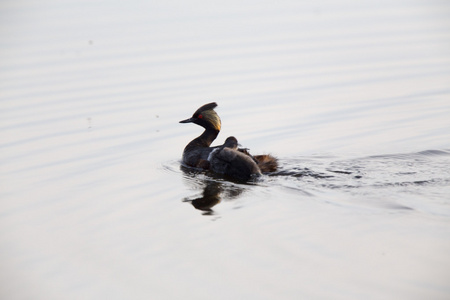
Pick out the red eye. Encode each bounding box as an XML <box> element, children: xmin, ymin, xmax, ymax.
<box><xmin>198</xmin><ymin>114</ymin><xmax>203</xmax><ymax>119</ymax></box>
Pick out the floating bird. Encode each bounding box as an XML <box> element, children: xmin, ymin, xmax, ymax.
<box><xmin>180</xmin><ymin>102</ymin><xmax>277</xmax><ymax>182</ymax></box>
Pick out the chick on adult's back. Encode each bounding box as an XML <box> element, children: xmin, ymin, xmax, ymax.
<box><xmin>208</xmin><ymin>136</ymin><xmax>262</xmax><ymax>182</ymax></box>
<box><xmin>179</xmin><ymin>102</ymin><xmax>277</xmax><ymax>182</ymax></box>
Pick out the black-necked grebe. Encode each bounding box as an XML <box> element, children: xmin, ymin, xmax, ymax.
<box><xmin>179</xmin><ymin>102</ymin><xmax>277</xmax><ymax>182</ymax></box>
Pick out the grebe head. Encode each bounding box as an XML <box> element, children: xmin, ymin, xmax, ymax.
<box><xmin>179</xmin><ymin>102</ymin><xmax>221</xmax><ymax>132</ymax></box>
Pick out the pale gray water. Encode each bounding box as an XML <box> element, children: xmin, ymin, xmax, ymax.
<box><xmin>1</xmin><ymin>0</ymin><xmax>450</xmax><ymax>299</ymax></box>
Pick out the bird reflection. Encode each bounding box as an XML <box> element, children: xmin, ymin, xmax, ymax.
<box><xmin>181</xmin><ymin>166</ymin><xmax>246</xmax><ymax>215</ymax></box>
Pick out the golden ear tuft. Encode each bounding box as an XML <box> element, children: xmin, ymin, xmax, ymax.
<box><xmin>202</xmin><ymin>110</ymin><xmax>221</xmax><ymax>131</ymax></box>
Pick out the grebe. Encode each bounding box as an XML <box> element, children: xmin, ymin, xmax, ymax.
<box><xmin>180</xmin><ymin>102</ymin><xmax>277</xmax><ymax>182</ymax></box>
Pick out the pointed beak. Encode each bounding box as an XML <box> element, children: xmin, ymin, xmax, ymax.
<box><xmin>179</xmin><ymin>117</ymin><xmax>194</xmax><ymax>124</ymax></box>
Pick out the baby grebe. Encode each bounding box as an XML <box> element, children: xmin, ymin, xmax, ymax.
<box><xmin>179</xmin><ymin>102</ymin><xmax>277</xmax><ymax>182</ymax></box>
<box><xmin>208</xmin><ymin>136</ymin><xmax>262</xmax><ymax>182</ymax></box>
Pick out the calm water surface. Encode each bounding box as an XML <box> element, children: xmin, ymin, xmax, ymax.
<box><xmin>1</xmin><ymin>0</ymin><xmax>450</xmax><ymax>299</ymax></box>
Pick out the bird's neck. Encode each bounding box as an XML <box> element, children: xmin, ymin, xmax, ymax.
<box><xmin>186</xmin><ymin>127</ymin><xmax>220</xmax><ymax>149</ymax></box>
<box><xmin>201</xmin><ymin>127</ymin><xmax>219</xmax><ymax>146</ymax></box>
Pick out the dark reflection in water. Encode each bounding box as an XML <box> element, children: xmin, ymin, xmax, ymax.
<box><xmin>181</xmin><ymin>166</ymin><xmax>246</xmax><ymax>214</ymax></box>
<box><xmin>183</xmin><ymin>181</ymin><xmax>222</xmax><ymax>214</ymax></box>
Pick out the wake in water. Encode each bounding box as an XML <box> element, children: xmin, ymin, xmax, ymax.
<box><xmin>275</xmin><ymin>149</ymin><xmax>450</xmax><ymax>189</ymax></box>
<box><xmin>168</xmin><ymin>149</ymin><xmax>450</xmax><ymax>215</ymax></box>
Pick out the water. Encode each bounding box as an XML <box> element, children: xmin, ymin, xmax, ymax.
<box><xmin>1</xmin><ymin>0</ymin><xmax>450</xmax><ymax>299</ymax></box>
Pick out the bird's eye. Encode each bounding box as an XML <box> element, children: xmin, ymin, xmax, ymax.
<box><xmin>198</xmin><ymin>114</ymin><xmax>203</xmax><ymax>119</ymax></box>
